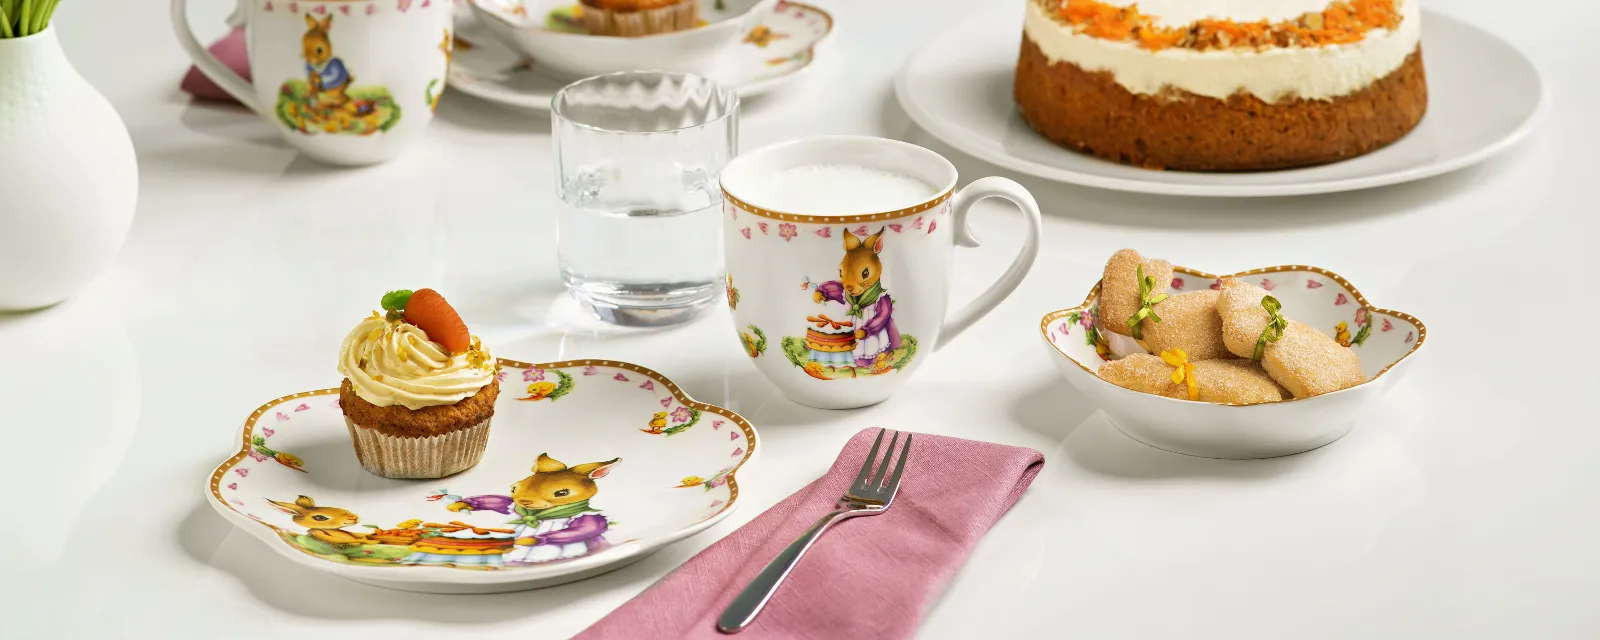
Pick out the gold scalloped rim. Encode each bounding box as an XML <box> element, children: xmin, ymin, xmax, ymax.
<box><xmin>723</xmin><ymin>187</ymin><xmax>954</xmax><ymax>225</ymax></box>
<box><xmin>207</xmin><ymin>358</ymin><xmax>757</xmax><ymax>568</ymax></box>
<box><xmin>1040</xmin><ymin>264</ymin><xmax>1427</xmax><ymax>407</ymax></box>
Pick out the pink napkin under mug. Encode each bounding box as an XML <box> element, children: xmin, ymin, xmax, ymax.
<box><xmin>575</xmin><ymin>429</ymin><xmax>1045</xmax><ymax>640</ymax></box>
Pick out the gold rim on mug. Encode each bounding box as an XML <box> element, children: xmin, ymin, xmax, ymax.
<box><xmin>721</xmin><ymin>187</ymin><xmax>955</xmax><ymax>225</ymax></box>
<box><xmin>208</xmin><ymin>358</ymin><xmax>759</xmax><ymax>540</ymax></box>
<box><xmin>1040</xmin><ymin>264</ymin><xmax>1428</xmax><ymax>407</ymax></box>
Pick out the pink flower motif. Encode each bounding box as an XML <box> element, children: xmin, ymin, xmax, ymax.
<box><xmin>1405</xmin><ymin>331</ymin><xmax>1414</xmax><ymax>343</ymax></box>
<box><xmin>927</xmin><ymin>220</ymin><xmax>937</xmax><ymax>234</ymax></box>
<box><xmin>1354</xmin><ymin>307</ymin><xmax>1370</xmax><ymax>326</ymax></box>
<box><xmin>613</xmin><ymin>373</ymin><xmax>629</xmax><ymax>381</ymax></box>
<box><xmin>710</xmin><ymin>500</ymin><xmax>724</xmax><ymax>508</ymax></box>
<box><xmin>729</xmin><ymin>431</ymin><xmax>739</xmax><ymax>441</ymax></box>
<box><xmin>234</xmin><ymin>468</ymin><xmax>249</xmax><ymax>477</ymax></box>
<box><xmin>295</xmin><ymin>403</ymin><xmax>309</xmax><ymax>412</ymax></box>
<box><xmin>312</xmin><ymin>4</ymin><xmax>326</xmax><ymax>14</ymax></box>
<box><xmin>288</xmin><ymin>2</ymin><xmax>297</xmax><ymax>12</ymax></box>
<box><xmin>524</xmin><ymin>368</ymin><xmax>545</xmax><ymax>383</ymax></box>
<box><xmin>780</xmin><ymin>223</ymin><xmax>798</xmax><ymax>241</ymax></box>
<box><xmin>731</xmin><ymin>447</ymin><xmax>744</xmax><ymax>457</ymax></box>
<box><xmin>640</xmin><ymin>380</ymin><xmax>655</xmax><ymax>391</ymax></box>
<box><xmin>227</xmin><ymin>483</ymin><xmax>238</xmax><ymax>490</ymax></box>
<box><xmin>713</xmin><ymin>420</ymin><xmax>725</xmax><ymax>430</ymax></box>
<box><xmin>1209</xmin><ymin>279</ymin><xmax>1222</xmax><ymax>290</ymax></box>
<box><xmin>758</xmin><ymin>222</ymin><xmax>769</xmax><ymax>235</ymax></box>
<box><xmin>913</xmin><ymin>217</ymin><xmax>925</xmax><ymax>229</ymax></box>
<box><xmin>888</xmin><ymin>224</ymin><xmax>903</xmax><ymax>233</ymax></box>
<box><xmin>583</xmin><ymin>366</ymin><xmax>600</xmax><ymax>375</ymax></box>
<box><xmin>1057</xmin><ymin>322</ymin><xmax>1070</xmax><ymax>337</ymax></box>
<box><xmin>671</xmin><ymin>406</ymin><xmax>692</xmax><ymax>423</ymax></box>
<box><xmin>1171</xmin><ymin>277</ymin><xmax>1184</xmax><ymax>290</ymax></box>
<box><xmin>813</xmin><ymin>227</ymin><xmax>830</xmax><ymax>238</ymax></box>
<box><xmin>1381</xmin><ymin>318</ymin><xmax>1394</xmax><ymax>332</ymax></box>
<box><xmin>1078</xmin><ymin>312</ymin><xmax>1094</xmax><ymax>329</ymax></box>
<box><xmin>422</xmin><ymin>0</ymin><xmax>431</xmax><ymax>6</ymax></box>
<box><xmin>1260</xmin><ymin>278</ymin><xmax>1276</xmax><ymax>291</ymax></box>
<box><xmin>853</xmin><ymin>225</ymin><xmax>869</xmax><ymax>237</ymax></box>
<box><xmin>660</xmin><ymin>397</ymin><xmax>672</xmax><ymax>407</ymax></box>
<box><xmin>1334</xmin><ymin>293</ymin><xmax>1349</xmax><ymax>306</ymax></box>
<box><xmin>247</xmin><ymin>450</ymin><xmax>268</xmax><ymax>463</ymax></box>
<box><xmin>705</xmin><ymin>475</ymin><xmax>727</xmax><ymax>489</ymax></box>
<box><xmin>366</xmin><ymin>3</ymin><xmax>376</xmax><ymax>13</ymax></box>
<box><xmin>397</xmin><ymin>0</ymin><xmax>412</xmax><ymax>12</ymax></box>
<box><xmin>496</xmin><ymin>370</ymin><xmax>507</xmax><ymax>382</ymax></box>
<box><xmin>339</xmin><ymin>4</ymin><xmax>350</xmax><ymax>14</ymax></box>
<box><xmin>231</xmin><ymin>499</ymin><xmax>245</xmax><ymax>507</ymax></box>
<box><xmin>263</xmin><ymin>426</ymin><xmax>277</xmax><ymax>438</ymax></box>
<box><xmin>1306</xmin><ymin>280</ymin><xmax>1324</xmax><ymax>289</ymax></box>
<box><xmin>739</xmin><ymin>227</ymin><xmax>751</xmax><ymax>239</ymax></box>
<box><xmin>264</xmin><ymin>1</ymin><xmax>273</xmax><ymax>10</ymax></box>
<box><xmin>275</xmin><ymin>412</ymin><xmax>290</xmax><ymax>421</ymax></box>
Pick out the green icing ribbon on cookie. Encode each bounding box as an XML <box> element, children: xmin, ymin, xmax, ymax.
<box><xmin>1253</xmin><ymin>295</ymin><xmax>1288</xmax><ymax>361</ymax></box>
<box><xmin>1124</xmin><ymin>264</ymin><xmax>1169</xmax><ymax>340</ymax></box>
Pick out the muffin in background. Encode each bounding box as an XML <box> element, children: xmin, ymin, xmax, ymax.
<box><xmin>338</xmin><ymin>288</ymin><xmax>500</xmax><ymax>479</ymax></box>
<box><xmin>580</xmin><ymin>0</ymin><xmax>699</xmax><ymax>37</ymax></box>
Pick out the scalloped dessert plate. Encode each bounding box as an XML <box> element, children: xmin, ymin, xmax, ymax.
<box><xmin>206</xmin><ymin>359</ymin><xmax>758</xmax><ymax>594</ymax></box>
<box><xmin>448</xmin><ymin>1</ymin><xmax>833</xmax><ymax>110</ymax></box>
<box><xmin>1041</xmin><ymin>266</ymin><xmax>1426</xmax><ymax>459</ymax></box>
<box><xmin>897</xmin><ymin>8</ymin><xmax>1545</xmax><ymax>197</ymax></box>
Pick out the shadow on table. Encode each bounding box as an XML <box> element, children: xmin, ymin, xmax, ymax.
<box><xmin>1009</xmin><ymin>377</ymin><xmax>1096</xmax><ymax>444</ymax></box>
<box><xmin>1055</xmin><ymin>413</ymin><xmax>1318</xmax><ymax>480</ymax></box>
<box><xmin>876</xmin><ymin>80</ymin><xmax>1511</xmax><ymax>232</ymax></box>
<box><xmin>175</xmin><ymin>496</ymin><xmax>688</xmax><ymax>624</ymax></box>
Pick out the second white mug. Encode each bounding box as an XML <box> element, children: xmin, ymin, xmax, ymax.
<box><xmin>721</xmin><ymin>136</ymin><xmax>1043</xmax><ymax>409</ymax></box>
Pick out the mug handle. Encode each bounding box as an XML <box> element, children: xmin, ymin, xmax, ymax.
<box><xmin>935</xmin><ymin>176</ymin><xmax>1044</xmax><ymax>351</ymax></box>
<box><xmin>171</xmin><ymin>0</ymin><xmax>263</xmax><ymax>114</ymax></box>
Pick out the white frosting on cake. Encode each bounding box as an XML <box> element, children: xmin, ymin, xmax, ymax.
<box><xmin>1022</xmin><ymin>0</ymin><xmax>1422</xmax><ymax>102</ymax></box>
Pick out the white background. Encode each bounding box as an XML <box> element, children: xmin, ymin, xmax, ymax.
<box><xmin>2</xmin><ymin>0</ymin><xmax>1597</xmax><ymax>637</ymax></box>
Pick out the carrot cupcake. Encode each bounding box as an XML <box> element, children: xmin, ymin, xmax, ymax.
<box><xmin>580</xmin><ymin>0</ymin><xmax>699</xmax><ymax>37</ymax></box>
<box><xmin>338</xmin><ymin>289</ymin><xmax>500</xmax><ymax>479</ymax></box>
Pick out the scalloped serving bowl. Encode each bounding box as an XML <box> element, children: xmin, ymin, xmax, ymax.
<box><xmin>470</xmin><ymin>0</ymin><xmax>778</xmax><ymax>79</ymax></box>
<box><xmin>1041</xmin><ymin>266</ymin><xmax>1426</xmax><ymax>459</ymax></box>
<box><xmin>205</xmin><ymin>358</ymin><xmax>757</xmax><ymax>594</ymax></box>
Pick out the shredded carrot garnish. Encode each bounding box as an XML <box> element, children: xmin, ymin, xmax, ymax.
<box><xmin>1052</xmin><ymin>0</ymin><xmax>1403</xmax><ymax>51</ymax></box>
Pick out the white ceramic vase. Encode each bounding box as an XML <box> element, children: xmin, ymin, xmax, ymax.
<box><xmin>0</xmin><ymin>27</ymin><xmax>138</xmax><ymax>310</ymax></box>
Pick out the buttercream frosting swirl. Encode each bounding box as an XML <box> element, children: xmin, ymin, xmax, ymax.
<box><xmin>338</xmin><ymin>314</ymin><xmax>495</xmax><ymax>410</ymax></box>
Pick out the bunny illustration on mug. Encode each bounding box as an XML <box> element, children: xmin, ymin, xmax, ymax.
<box><xmin>449</xmin><ymin>454</ymin><xmax>621</xmax><ymax>566</ymax></box>
<box><xmin>782</xmin><ymin>228</ymin><xmax>918</xmax><ymax>380</ymax></box>
<box><xmin>274</xmin><ymin>15</ymin><xmax>401</xmax><ymax>136</ymax></box>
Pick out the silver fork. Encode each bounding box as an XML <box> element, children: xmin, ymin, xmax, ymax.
<box><xmin>716</xmin><ymin>429</ymin><xmax>913</xmax><ymax>634</ymax></box>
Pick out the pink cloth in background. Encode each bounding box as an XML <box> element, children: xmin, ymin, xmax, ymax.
<box><xmin>575</xmin><ymin>429</ymin><xmax>1045</xmax><ymax>640</ymax></box>
<box><xmin>180</xmin><ymin>27</ymin><xmax>250</xmax><ymax>104</ymax></box>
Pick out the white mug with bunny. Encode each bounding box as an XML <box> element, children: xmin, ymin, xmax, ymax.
<box><xmin>720</xmin><ymin>136</ymin><xmax>1043</xmax><ymax>409</ymax></box>
<box><xmin>172</xmin><ymin>0</ymin><xmax>453</xmax><ymax>165</ymax></box>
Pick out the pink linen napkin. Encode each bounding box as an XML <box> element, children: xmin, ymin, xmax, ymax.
<box><xmin>575</xmin><ymin>429</ymin><xmax>1045</xmax><ymax>640</ymax></box>
<box><xmin>180</xmin><ymin>27</ymin><xmax>250</xmax><ymax>104</ymax></box>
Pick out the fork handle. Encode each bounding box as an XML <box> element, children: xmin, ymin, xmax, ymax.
<box><xmin>716</xmin><ymin>509</ymin><xmax>855</xmax><ymax>633</ymax></box>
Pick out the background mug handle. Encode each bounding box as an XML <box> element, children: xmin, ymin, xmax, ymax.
<box><xmin>935</xmin><ymin>176</ymin><xmax>1044</xmax><ymax>351</ymax></box>
<box><xmin>170</xmin><ymin>0</ymin><xmax>263</xmax><ymax>114</ymax></box>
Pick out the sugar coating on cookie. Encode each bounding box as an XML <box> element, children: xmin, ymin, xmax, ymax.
<box><xmin>1141</xmin><ymin>289</ymin><xmax>1229</xmax><ymax>361</ymax></box>
<box><xmin>1098</xmin><ymin>354</ymin><xmax>1290</xmax><ymax>404</ymax></box>
<box><xmin>1262</xmin><ymin>320</ymin><xmax>1366</xmax><ymax>398</ymax></box>
<box><xmin>1098</xmin><ymin>249</ymin><xmax>1174</xmax><ymax>338</ymax></box>
<box><xmin>1217</xmin><ymin>278</ymin><xmax>1274</xmax><ymax>358</ymax></box>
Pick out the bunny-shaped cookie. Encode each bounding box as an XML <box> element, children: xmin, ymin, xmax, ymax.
<box><xmin>302</xmin><ymin>14</ymin><xmax>352</xmax><ymax>109</ymax></box>
<box><xmin>813</xmin><ymin>228</ymin><xmax>901</xmax><ymax>372</ymax></box>
<box><xmin>267</xmin><ymin>495</ymin><xmax>373</xmax><ymax>545</ymax></box>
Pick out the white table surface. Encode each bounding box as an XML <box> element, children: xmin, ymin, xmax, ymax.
<box><xmin>5</xmin><ymin>0</ymin><xmax>1598</xmax><ymax>637</ymax></box>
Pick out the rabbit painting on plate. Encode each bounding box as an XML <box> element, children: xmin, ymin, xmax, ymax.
<box><xmin>448</xmin><ymin>454</ymin><xmax>621</xmax><ymax>566</ymax></box>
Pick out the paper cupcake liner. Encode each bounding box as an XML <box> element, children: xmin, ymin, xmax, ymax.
<box><xmin>345</xmin><ymin>416</ymin><xmax>492</xmax><ymax>479</ymax></box>
<box><xmin>582</xmin><ymin>1</ymin><xmax>698</xmax><ymax>37</ymax></box>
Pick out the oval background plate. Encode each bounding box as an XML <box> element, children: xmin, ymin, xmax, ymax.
<box><xmin>206</xmin><ymin>359</ymin><xmax>757</xmax><ymax>594</ymax></box>
<box><xmin>895</xmin><ymin>8</ymin><xmax>1546</xmax><ymax>197</ymax></box>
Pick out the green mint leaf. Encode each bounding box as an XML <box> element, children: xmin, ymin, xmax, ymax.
<box><xmin>380</xmin><ymin>289</ymin><xmax>413</xmax><ymax>312</ymax></box>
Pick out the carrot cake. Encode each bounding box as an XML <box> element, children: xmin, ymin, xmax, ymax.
<box><xmin>1014</xmin><ymin>0</ymin><xmax>1428</xmax><ymax>171</ymax></box>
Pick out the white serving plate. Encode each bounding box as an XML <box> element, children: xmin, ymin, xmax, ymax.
<box><xmin>896</xmin><ymin>8</ymin><xmax>1545</xmax><ymax>197</ymax></box>
<box><xmin>205</xmin><ymin>358</ymin><xmax>757</xmax><ymax>593</ymax></box>
<box><xmin>469</xmin><ymin>0</ymin><xmax>775</xmax><ymax>79</ymax></box>
<box><xmin>450</xmin><ymin>0</ymin><xmax>832</xmax><ymax>109</ymax></box>
<box><xmin>1041</xmin><ymin>266</ymin><xmax>1425</xmax><ymax>459</ymax></box>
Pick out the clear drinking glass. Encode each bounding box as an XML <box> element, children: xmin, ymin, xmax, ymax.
<box><xmin>552</xmin><ymin>71</ymin><xmax>739</xmax><ymax>327</ymax></box>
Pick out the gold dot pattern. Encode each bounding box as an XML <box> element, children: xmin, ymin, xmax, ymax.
<box><xmin>722</xmin><ymin>187</ymin><xmax>955</xmax><ymax>225</ymax></box>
